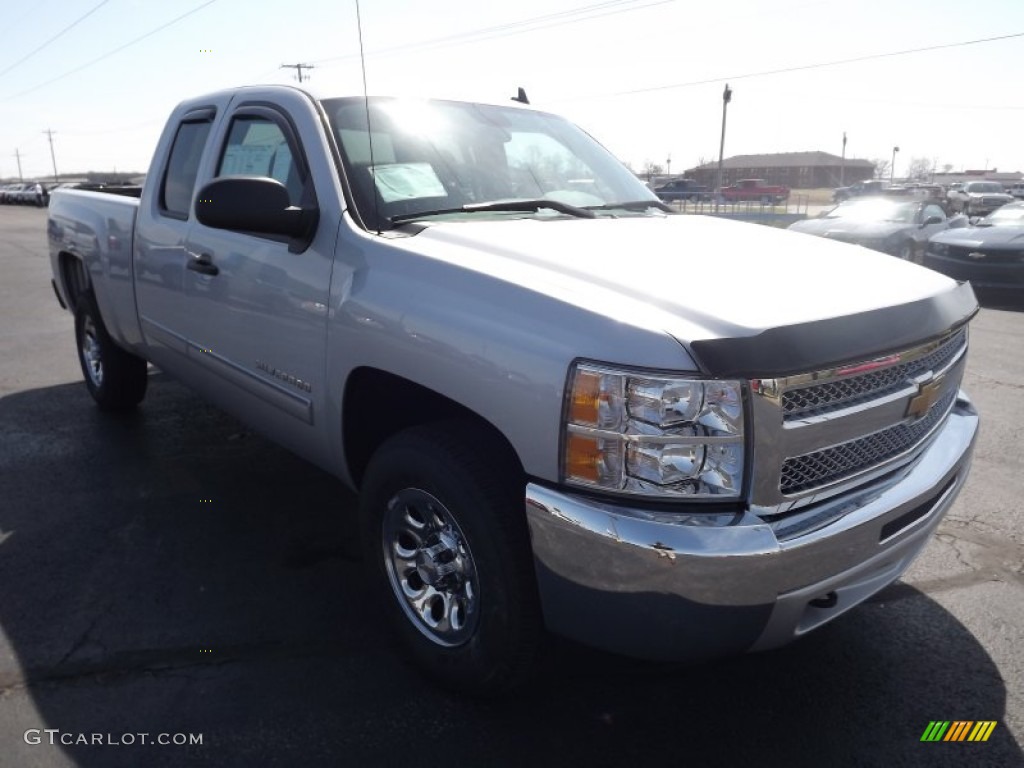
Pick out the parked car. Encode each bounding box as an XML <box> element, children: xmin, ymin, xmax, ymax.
<box><xmin>1</xmin><ymin>182</ymin><xmax>30</xmax><ymax>204</ymax></box>
<box><xmin>787</xmin><ymin>197</ymin><xmax>962</xmax><ymax>261</ymax></box>
<box><xmin>4</xmin><ymin>181</ymin><xmax>46</xmax><ymax>205</ymax></box>
<box><xmin>48</xmin><ymin>85</ymin><xmax>978</xmax><ymax>693</ymax></box>
<box><xmin>1005</xmin><ymin>181</ymin><xmax>1024</xmax><ymax>200</ymax></box>
<box><xmin>653</xmin><ymin>178</ymin><xmax>708</xmax><ymax>202</ymax></box>
<box><xmin>947</xmin><ymin>181</ymin><xmax>1014</xmax><ymax>217</ymax></box>
<box><xmin>719</xmin><ymin>178</ymin><xmax>789</xmax><ymax>203</ymax></box>
<box><xmin>832</xmin><ymin>179</ymin><xmax>887</xmax><ymax>202</ymax></box>
<box><xmin>924</xmin><ymin>201</ymin><xmax>1024</xmax><ymax>299</ymax></box>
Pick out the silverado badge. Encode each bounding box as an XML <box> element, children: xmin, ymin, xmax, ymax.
<box><xmin>906</xmin><ymin>375</ymin><xmax>945</xmax><ymax>420</ymax></box>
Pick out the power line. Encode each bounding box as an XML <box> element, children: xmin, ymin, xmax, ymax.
<box><xmin>591</xmin><ymin>30</ymin><xmax>1024</xmax><ymax>99</ymax></box>
<box><xmin>5</xmin><ymin>0</ymin><xmax>219</xmax><ymax>101</ymax></box>
<box><xmin>309</xmin><ymin>0</ymin><xmax>673</xmax><ymax>65</ymax></box>
<box><xmin>0</xmin><ymin>0</ymin><xmax>112</xmax><ymax>79</ymax></box>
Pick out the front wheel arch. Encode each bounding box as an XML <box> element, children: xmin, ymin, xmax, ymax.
<box><xmin>342</xmin><ymin>367</ymin><xmax>524</xmax><ymax>490</ymax></box>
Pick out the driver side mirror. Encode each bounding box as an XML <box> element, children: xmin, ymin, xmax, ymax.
<box><xmin>195</xmin><ymin>176</ymin><xmax>318</xmax><ymax>250</ymax></box>
<box><xmin>921</xmin><ymin>215</ymin><xmax>943</xmax><ymax>227</ymax></box>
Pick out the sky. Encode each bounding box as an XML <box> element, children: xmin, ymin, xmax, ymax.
<box><xmin>1</xmin><ymin>0</ymin><xmax>1021</xmax><ymax>181</ymax></box>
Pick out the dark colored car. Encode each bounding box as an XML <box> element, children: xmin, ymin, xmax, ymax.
<box><xmin>924</xmin><ymin>202</ymin><xmax>1024</xmax><ymax>300</ymax></box>
<box><xmin>653</xmin><ymin>178</ymin><xmax>708</xmax><ymax>202</ymax></box>
<box><xmin>787</xmin><ymin>197</ymin><xmax>963</xmax><ymax>261</ymax></box>
<box><xmin>833</xmin><ymin>179</ymin><xmax>886</xmax><ymax>202</ymax></box>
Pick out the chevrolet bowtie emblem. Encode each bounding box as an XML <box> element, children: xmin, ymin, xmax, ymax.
<box><xmin>906</xmin><ymin>375</ymin><xmax>945</xmax><ymax>420</ymax></box>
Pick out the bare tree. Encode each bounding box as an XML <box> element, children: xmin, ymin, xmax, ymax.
<box><xmin>941</xmin><ymin>163</ymin><xmax>954</xmax><ymax>174</ymax></box>
<box><xmin>643</xmin><ymin>161</ymin><xmax>663</xmax><ymax>180</ymax></box>
<box><xmin>905</xmin><ymin>156</ymin><xmax>933</xmax><ymax>182</ymax></box>
<box><xmin>872</xmin><ymin>158</ymin><xmax>891</xmax><ymax>180</ymax></box>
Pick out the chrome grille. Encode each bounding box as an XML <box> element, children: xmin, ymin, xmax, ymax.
<box><xmin>780</xmin><ymin>390</ymin><xmax>956</xmax><ymax>495</ymax></box>
<box><xmin>782</xmin><ymin>329</ymin><xmax>966</xmax><ymax>420</ymax></box>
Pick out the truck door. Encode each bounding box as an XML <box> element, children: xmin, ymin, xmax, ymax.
<box><xmin>134</xmin><ymin>107</ymin><xmax>217</xmax><ymax>371</ymax></box>
<box><xmin>180</xmin><ymin>102</ymin><xmax>333</xmax><ymax>453</ymax></box>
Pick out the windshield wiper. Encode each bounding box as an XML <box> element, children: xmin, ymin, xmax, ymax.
<box><xmin>389</xmin><ymin>198</ymin><xmax>596</xmax><ymax>224</ymax></box>
<box><xmin>586</xmin><ymin>200</ymin><xmax>673</xmax><ymax>214</ymax></box>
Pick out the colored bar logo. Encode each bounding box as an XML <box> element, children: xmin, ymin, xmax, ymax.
<box><xmin>921</xmin><ymin>721</ymin><xmax>997</xmax><ymax>742</ymax></box>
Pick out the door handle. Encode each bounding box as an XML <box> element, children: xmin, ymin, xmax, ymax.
<box><xmin>187</xmin><ymin>252</ymin><xmax>219</xmax><ymax>276</ymax></box>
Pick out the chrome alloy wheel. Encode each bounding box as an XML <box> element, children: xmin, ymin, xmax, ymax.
<box><xmin>382</xmin><ymin>488</ymin><xmax>480</xmax><ymax>647</ymax></box>
<box><xmin>81</xmin><ymin>316</ymin><xmax>103</xmax><ymax>387</ymax></box>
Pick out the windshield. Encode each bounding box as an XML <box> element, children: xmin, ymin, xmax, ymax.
<box><xmin>981</xmin><ymin>204</ymin><xmax>1024</xmax><ymax>227</ymax></box>
<box><xmin>965</xmin><ymin>182</ymin><xmax>1004</xmax><ymax>194</ymax></box>
<box><xmin>825</xmin><ymin>199</ymin><xmax>917</xmax><ymax>223</ymax></box>
<box><xmin>322</xmin><ymin>97</ymin><xmax>658</xmax><ymax>229</ymax></box>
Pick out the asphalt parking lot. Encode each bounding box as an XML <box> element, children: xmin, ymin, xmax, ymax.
<box><xmin>1</xmin><ymin>204</ymin><xmax>1022</xmax><ymax>767</ymax></box>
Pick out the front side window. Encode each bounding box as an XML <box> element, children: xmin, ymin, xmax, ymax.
<box><xmin>217</xmin><ymin>116</ymin><xmax>304</xmax><ymax>205</ymax></box>
<box><xmin>161</xmin><ymin>119</ymin><xmax>212</xmax><ymax>218</ymax></box>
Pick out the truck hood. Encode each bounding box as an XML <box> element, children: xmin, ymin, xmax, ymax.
<box><xmin>931</xmin><ymin>225</ymin><xmax>1024</xmax><ymax>248</ymax></box>
<box><xmin>787</xmin><ymin>217</ymin><xmax>907</xmax><ymax>241</ymax></box>
<box><xmin>402</xmin><ymin>214</ymin><xmax>973</xmax><ymax>374</ymax></box>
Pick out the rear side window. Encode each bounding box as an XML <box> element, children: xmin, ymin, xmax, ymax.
<box><xmin>217</xmin><ymin>116</ymin><xmax>304</xmax><ymax>205</ymax></box>
<box><xmin>161</xmin><ymin>119</ymin><xmax>213</xmax><ymax>218</ymax></box>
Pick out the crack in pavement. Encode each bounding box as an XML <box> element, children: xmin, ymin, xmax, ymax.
<box><xmin>965</xmin><ymin>372</ymin><xmax>1024</xmax><ymax>391</ymax></box>
<box><xmin>53</xmin><ymin>600</ymin><xmax>114</xmax><ymax>670</ymax></box>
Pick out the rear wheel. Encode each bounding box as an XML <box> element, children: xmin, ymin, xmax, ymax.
<box><xmin>75</xmin><ymin>292</ymin><xmax>148</xmax><ymax>411</ymax></box>
<box><xmin>359</xmin><ymin>422</ymin><xmax>541</xmax><ymax>694</ymax></box>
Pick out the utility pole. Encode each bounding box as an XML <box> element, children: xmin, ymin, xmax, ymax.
<box><xmin>43</xmin><ymin>129</ymin><xmax>59</xmax><ymax>183</ymax></box>
<box><xmin>890</xmin><ymin>145</ymin><xmax>899</xmax><ymax>185</ymax></box>
<box><xmin>280</xmin><ymin>63</ymin><xmax>314</xmax><ymax>83</ymax></box>
<box><xmin>13</xmin><ymin>149</ymin><xmax>24</xmax><ymax>181</ymax></box>
<box><xmin>840</xmin><ymin>131</ymin><xmax>847</xmax><ymax>186</ymax></box>
<box><xmin>715</xmin><ymin>84</ymin><xmax>732</xmax><ymax>210</ymax></box>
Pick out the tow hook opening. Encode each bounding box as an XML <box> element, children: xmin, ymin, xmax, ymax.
<box><xmin>809</xmin><ymin>591</ymin><xmax>838</xmax><ymax>609</ymax></box>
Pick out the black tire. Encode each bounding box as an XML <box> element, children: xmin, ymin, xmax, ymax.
<box><xmin>897</xmin><ymin>241</ymin><xmax>915</xmax><ymax>261</ymax></box>
<box><xmin>359</xmin><ymin>422</ymin><xmax>541</xmax><ymax>695</ymax></box>
<box><xmin>74</xmin><ymin>292</ymin><xmax>148</xmax><ymax>411</ymax></box>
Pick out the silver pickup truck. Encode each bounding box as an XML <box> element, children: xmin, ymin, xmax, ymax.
<box><xmin>49</xmin><ymin>85</ymin><xmax>979</xmax><ymax>693</ymax></box>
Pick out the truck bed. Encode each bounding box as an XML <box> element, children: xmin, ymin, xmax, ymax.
<box><xmin>48</xmin><ymin>188</ymin><xmax>141</xmax><ymax>349</ymax></box>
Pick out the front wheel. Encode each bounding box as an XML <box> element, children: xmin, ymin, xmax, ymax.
<box><xmin>359</xmin><ymin>423</ymin><xmax>541</xmax><ymax>694</ymax></box>
<box><xmin>897</xmin><ymin>241</ymin><xmax>915</xmax><ymax>261</ymax></box>
<box><xmin>75</xmin><ymin>292</ymin><xmax>148</xmax><ymax>410</ymax></box>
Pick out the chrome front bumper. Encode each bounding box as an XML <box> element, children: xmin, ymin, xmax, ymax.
<box><xmin>525</xmin><ymin>392</ymin><xmax>978</xmax><ymax>661</ymax></box>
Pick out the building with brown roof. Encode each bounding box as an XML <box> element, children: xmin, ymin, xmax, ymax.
<box><xmin>685</xmin><ymin>151</ymin><xmax>875</xmax><ymax>189</ymax></box>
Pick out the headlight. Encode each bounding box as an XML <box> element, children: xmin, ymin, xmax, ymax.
<box><xmin>928</xmin><ymin>242</ymin><xmax>949</xmax><ymax>257</ymax></box>
<box><xmin>562</xmin><ymin>363</ymin><xmax>745</xmax><ymax>498</ymax></box>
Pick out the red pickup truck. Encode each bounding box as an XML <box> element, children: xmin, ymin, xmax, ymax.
<box><xmin>720</xmin><ymin>178</ymin><xmax>790</xmax><ymax>203</ymax></box>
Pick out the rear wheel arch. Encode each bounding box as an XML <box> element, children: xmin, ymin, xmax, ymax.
<box><xmin>59</xmin><ymin>251</ymin><xmax>90</xmax><ymax>314</ymax></box>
